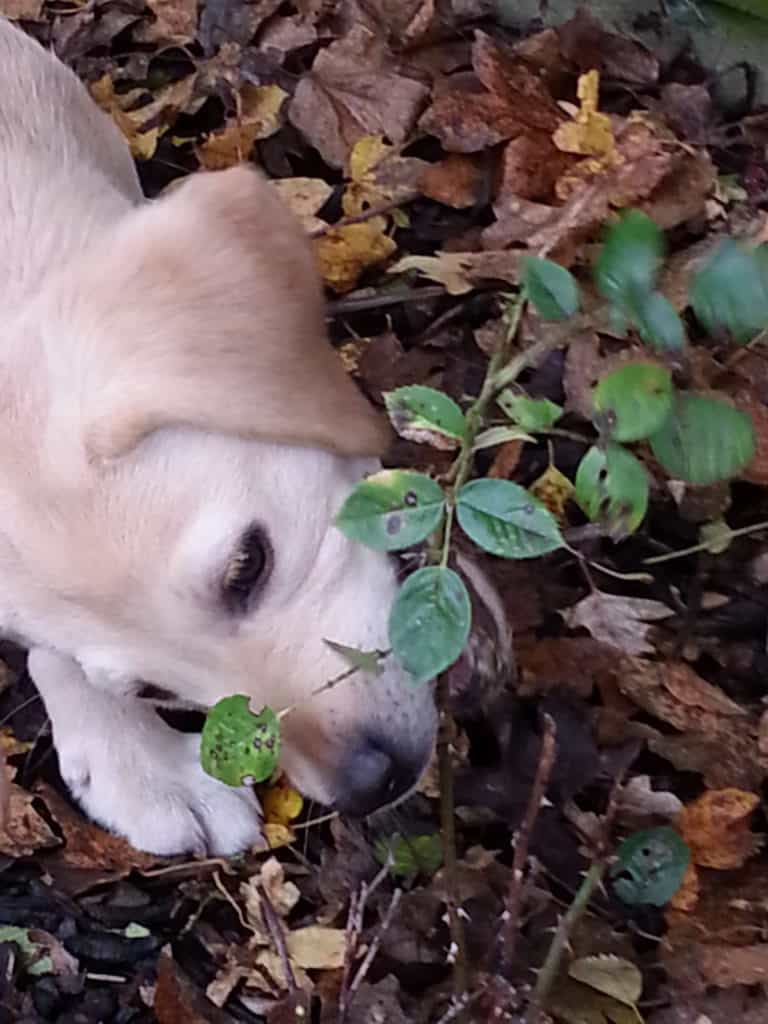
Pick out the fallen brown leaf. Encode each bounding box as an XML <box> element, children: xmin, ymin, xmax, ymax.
<box><xmin>678</xmin><ymin>789</ymin><xmax>763</xmax><ymax>870</ymax></box>
<box><xmin>421</xmin><ymin>154</ymin><xmax>484</xmax><ymax>209</ymax></box>
<box><xmin>557</xmin><ymin>7</ymin><xmax>659</xmax><ymax>87</ymax></box>
<box><xmin>144</xmin><ymin>0</ymin><xmax>197</xmax><ymax>43</ymax></box>
<box><xmin>0</xmin><ymin>773</ymin><xmax>59</xmax><ymax>859</ymax></box>
<box><xmin>419</xmin><ymin>31</ymin><xmax>562</xmax><ymax>154</ymax></box>
<box><xmin>288</xmin><ymin>25</ymin><xmax>428</xmax><ymax>168</ymax></box>
<box><xmin>36</xmin><ymin>783</ymin><xmax>155</xmax><ymax>870</ymax></box>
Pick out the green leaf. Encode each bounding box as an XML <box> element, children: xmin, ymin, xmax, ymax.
<box><xmin>201</xmin><ymin>695</ymin><xmax>280</xmax><ymax>787</ymax></box>
<box><xmin>335</xmin><ymin>469</ymin><xmax>445</xmax><ymax>552</ymax></box>
<box><xmin>691</xmin><ymin>239</ymin><xmax>768</xmax><ymax>344</ymax></box>
<box><xmin>595</xmin><ymin>210</ymin><xmax>663</xmax><ymax>310</ymax></box>
<box><xmin>575</xmin><ymin>444</ymin><xmax>649</xmax><ymax>537</ymax></box>
<box><xmin>593</xmin><ymin>362</ymin><xmax>673</xmax><ymax>442</ymax></box>
<box><xmin>374</xmin><ymin>833</ymin><xmax>444</xmax><ymax>878</ymax></box>
<box><xmin>456</xmin><ymin>478</ymin><xmax>564</xmax><ymax>559</ymax></box>
<box><xmin>611</xmin><ymin>827</ymin><xmax>690</xmax><ymax>907</ymax></box>
<box><xmin>634</xmin><ymin>290</ymin><xmax>687</xmax><ymax>352</ymax></box>
<box><xmin>650</xmin><ymin>393</ymin><xmax>755</xmax><ymax>484</ymax></box>
<box><xmin>389</xmin><ymin>567</ymin><xmax>471</xmax><ymax>684</ymax></box>
<box><xmin>497</xmin><ymin>391</ymin><xmax>563</xmax><ymax>431</ymax></box>
<box><xmin>384</xmin><ymin>385</ymin><xmax>466</xmax><ymax>449</ymax></box>
<box><xmin>521</xmin><ymin>255</ymin><xmax>581</xmax><ymax>320</ymax></box>
<box><xmin>323</xmin><ymin>640</ymin><xmax>385</xmax><ymax>676</ymax></box>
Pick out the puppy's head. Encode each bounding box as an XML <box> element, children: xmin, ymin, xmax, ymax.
<box><xmin>19</xmin><ymin>167</ymin><xmax>437</xmax><ymax>816</ymax></box>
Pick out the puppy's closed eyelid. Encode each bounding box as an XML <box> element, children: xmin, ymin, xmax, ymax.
<box><xmin>220</xmin><ymin>524</ymin><xmax>272</xmax><ymax>614</ymax></box>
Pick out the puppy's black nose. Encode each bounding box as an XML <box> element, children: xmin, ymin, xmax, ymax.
<box><xmin>335</xmin><ymin>734</ymin><xmax>422</xmax><ymax>817</ymax></box>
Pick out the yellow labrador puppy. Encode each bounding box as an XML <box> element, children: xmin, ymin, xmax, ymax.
<box><xmin>0</xmin><ymin>19</ymin><xmax>437</xmax><ymax>854</ymax></box>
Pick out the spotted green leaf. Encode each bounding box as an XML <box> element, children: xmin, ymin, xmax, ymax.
<box><xmin>575</xmin><ymin>444</ymin><xmax>649</xmax><ymax>538</ymax></box>
<box><xmin>611</xmin><ymin>827</ymin><xmax>690</xmax><ymax>907</ymax></box>
<box><xmin>335</xmin><ymin>470</ymin><xmax>445</xmax><ymax>552</ymax></box>
<box><xmin>456</xmin><ymin>478</ymin><xmax>563</xmax><ymax>559</ymax></box>
<box><xmin>384</xmin><ymin>385</ymin><xmax>466</xmax><ymax>449</ymax></box>
<box><xmin>201</xmin><ymin>695</ymin><xmax>280</xmax><ymax>787</ymax></box>
<box><xmin>389</xmin><ymin>567</ymin><xmax>471</xmax><ymax>684</ymax></box>
<box><xmin>593</xmin><ymin>362</ymin><xmax>673</xmax><ymax>442</ymax></box>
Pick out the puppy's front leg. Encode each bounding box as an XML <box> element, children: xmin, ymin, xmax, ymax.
<box><xmin>27</xmin><ymin>648</ymin><xmax>263</xmax><ymax>856</ymax></box>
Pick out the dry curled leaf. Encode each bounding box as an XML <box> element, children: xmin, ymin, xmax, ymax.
<box><xmin>563</xmin><ymin>592</ymin><xmax>673</xmax><ymax>656</ymax></box>
<box><xmin>389</xmin><ymin>250</ymin><xmax>520</xmax><ymax>294</ymax></box>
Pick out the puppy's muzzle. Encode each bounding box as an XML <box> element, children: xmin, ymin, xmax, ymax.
<box><xmin>335</xmin><ymin>730</ymin><xmax>427</xmax><ymax>817</ymax></box>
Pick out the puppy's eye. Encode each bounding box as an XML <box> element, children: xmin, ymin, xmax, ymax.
<box><xmin>221</xmin><ymin>526</ymin><xmax>271</xmax><ymax>613</ymax></box>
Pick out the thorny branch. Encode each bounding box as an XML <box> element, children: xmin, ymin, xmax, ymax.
<box><xmin>497</xmin><ymin>712</ymin><xmax>557</xmax><ymax>976</ymax></box>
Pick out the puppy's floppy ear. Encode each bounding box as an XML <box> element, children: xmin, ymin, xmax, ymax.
<box><xmin>72</xmin><ymin>166</ymin><xmax>389</xmax><ymax>460</ymax></box>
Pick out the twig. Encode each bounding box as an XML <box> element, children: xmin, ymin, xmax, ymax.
<box><xmin>326</xmin><ymin>284</ymin><xmax>448</xmax><ymax>317</ymax></box>
<box><xmin>257</xmin><ymin>882</ymin><xmax>297</xmax><ymax>994</ymax></box>
<box><xmin>526</xmin><ymin>770</ymin><xmax>628</xmax><ymax>1024</ymax></box>
<box><xmin>310</xmin><ymin>199</ymin><xmax>405</xmax><ymax>238</ymax></box>
<box><xmin>338</xmin><ymin>858</ymin><xmax>394</xmax><ymax>1024</ymax></box>
<box><xmin>347</xmin><ymin>888</ymin><xmax>402</xmax><ymax>998</ymax></box>
<box><xmin>497</xmin><ymin>713</ymin><xmax>557</xmax><ymax>975</ymax></box>
<box><xmin>643</xmin><ymin>517</ymin><xmax>768</xmax><ymax>565</ymax></box>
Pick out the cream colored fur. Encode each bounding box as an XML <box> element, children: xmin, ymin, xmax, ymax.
<box><xmin>0</xmin><ymin>19</ymin><xmax>436</xmax><ymax>854</ymax></box>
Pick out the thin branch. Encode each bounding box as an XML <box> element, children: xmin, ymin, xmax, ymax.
<box><xmin>338</xmin><ymin>857</ymin><xmax>395</xmax><ymax>1024</ymax></box>
<box><xmin>497</xmin><ymin>713</ymin><xmax>557</xmax><ymax>975</ymax></box>
<box><xmin>310</xmin><ymin>199</ymin><xmax>405</xmax><ymax>238</ymax></box>
<box><xmin>257</xmin><ymin>882</ymin><xmax>297</xmax><ymax>994</ymax></box>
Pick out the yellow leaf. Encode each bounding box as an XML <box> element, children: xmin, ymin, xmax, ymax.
<box><xmin>197</xmin><ymin>84</ymin><xmax>288</xmax><ymax>171</ymax></box>
<box><xmin>264</xmin><ymin>823</ymin><xmax>295</xmax><ymax>849</ymax></box>
<box><xmin>314</xmin><ymin>217</ymin><xmax>397</xmax><ymax>293</ymax></box>
<box><xmin>285</xmin><ymin>926</ymin><xmax>346</xmax><ymax>969</ymax></box>
<box><xmin>553</xmin><ymin>69</ymin><xmax>616</xmax><ymax>164</ymax></box>
<box><xmin>529</xmin><ymin>464</ymin><xmax>574</xmax><ymax>523</ymax></box>
<box><xmin>89</xmin><ymin>75</ymin><xmax>194</xmax><ymax>161</ymax></box>
<box><xmin>342</xmin><ymin>133</ymin><xmax>425</xmax><ymax>217</ymax></box>
<box><xmin>262</xmin><ymin>783</ymin><xmax>303</xmax><ymax>828</ymax></box>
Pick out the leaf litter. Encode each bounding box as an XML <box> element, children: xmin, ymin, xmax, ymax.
<box><xmin>0</xmin><ymin>0</ymin><xmax>767</xmax><ymax>1021</ymax></box>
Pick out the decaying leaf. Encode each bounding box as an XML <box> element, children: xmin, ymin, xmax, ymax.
<box><xmin>678</xmin><ymin>789</ymin><xmax>763</xmax><ymax>870</ymax></box>
<box><xmin>271</xmin><ymin>177</ymin><xmax>333</xmax><ymax>233</ymax></box>
<box><xmin>563</xmin><ymin>592</ymin><xmax>673</xmax><ymax>656</ymax></box>
<box><xmin>314</xmin><ymin>217</ymin><xmax>397</xmax><ymax>293</ymax></box>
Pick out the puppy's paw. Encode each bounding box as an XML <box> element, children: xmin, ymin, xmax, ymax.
<box><xmin>28</xmin><ymin>646</ymin><xmax>263</xmax><ymax>857</ymax></box>
<box><xmin>59</xmin><ymin>729</ymin><xmax>264</xmax><ymax>857</ymax></box>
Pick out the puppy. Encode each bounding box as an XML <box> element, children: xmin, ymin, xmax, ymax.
<box><xmin>0</xmin><ymin>19</ymin><xmax>438</xmax><ymax>855</ymax></box>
